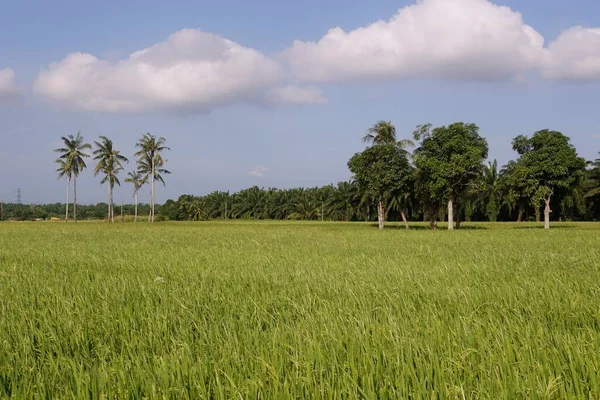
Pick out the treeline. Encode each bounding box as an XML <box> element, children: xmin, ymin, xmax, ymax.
<box><xmin>163</xmin><ymin>122</ymin><xmax>600</xmax><ymax>228</ymax></box>
<box><xmin>0</xmin><ymin>203</ymin><xmax>153</xmax><ymax>221</ymax></box>
<box><xmin>3</xmin><ymin>121</ymin><xmax>599</xmax><ymax>227</ymax></box>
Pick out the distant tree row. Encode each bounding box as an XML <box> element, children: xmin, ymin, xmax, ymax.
<box><xmin>2</xmin><ymin>122</ymin><xmax>597</xmax><ymax>227</ymax></box>
<box><xmin>0</xmin><ymin>202</ymin><xmax>152</xmax><ymax>221</ymax></box>
<box><xmin>160</xmin><ymin>122</ymin><xmax>599</xmax><ymax>229</ymax></box>
<box><xmin>53</xmin><ymin>132</ymin><xmax>169</xmax><ymax>222</ymax></box>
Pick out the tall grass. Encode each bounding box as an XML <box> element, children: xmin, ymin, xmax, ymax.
<box><xmin>0</xmin><ymin>221</ymin><xmax>599</xmax><ymax>398</ymax></box>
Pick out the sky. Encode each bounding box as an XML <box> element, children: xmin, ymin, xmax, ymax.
<box><xmin>0</xmin><ymin>0</ymin><xmax>599</xmax><ymax>205</ymax></box>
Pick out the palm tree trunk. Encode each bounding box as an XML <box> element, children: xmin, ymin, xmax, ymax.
<box><xmin>73</xmin><ymin>175</ymin><xmax>77</xmax><ymax>223</ymax></box>
<box><xmin>107</xmin><ymin>183</ymin><xmax>111</xmax><ymax>223</ymax></box>
<box><xmin>151</xmin><ymin>156</ymin><xmax>155</xmax><ymax>223</ymax></box>
<box><xmin>400</xmin><ymin>208</ymin><xmax>409</xmax><ymax>230</ymax></box>
<box><xmin>110</xmin><ymin>185</ymin><xmax>115</xmax><ymax>223</ymax></box>
<box><xmin>65</xmin><ymin>177</ymin><xmax>70</xmax><ymax>222</ymax></box>
<box><xmin>134</xmin><ymin>192</ymin><xmax>138</xmax><ymax>222</ymax></box>
<box><xmin>448</xmin><ymin>196</ymin><xmax>454</xmax><ymax>231</ymax></box>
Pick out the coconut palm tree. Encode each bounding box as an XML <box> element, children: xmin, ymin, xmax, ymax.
<box><xmin>93</xmin><ymin>136</ymin><xmax>128</xmax><ymax>223</ymax></box>
<box><xmin>363</xmin><ymin>121</ymin><xmax>415</xmax><ymax>148</ymax></box>
<box><xmin>55</xmin><ymin>159</ymin><xmax>72</xmax><ymax>222</ymax></box>
<box><xmin>124</xmin><ymin>171</ymin><xmax>146</xmax><ymax>222</ymax></box>
<box><xmin>134</xmin><ymin>133</ymin><xmax>170</xmax><ymax>222</ymax></box>
<box><xmin>483</xmin><ymin>160</ymin><xmax>501</xmax><ymax>221</ymax></box>
<box><xmin>54</xmin><ymin>132</ymin><xmax>91</xmax><ymax>222</ymax></box>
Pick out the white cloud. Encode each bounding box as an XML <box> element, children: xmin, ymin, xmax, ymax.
<box><xmin>542</xmin><ymin>27</ymin><xmax>600</xmax><ymax>81</ymax></box>
<box><xmin>249</xmin><ymin>166</ymin><xmax>268</xmax><ymax>178</ymax></box>
<box><xmin>286</xmin><ymin>0</ymin><xmax>545</xmax><ymax>82</ymax></box>
<box><xmin>266</xmin><ymin>85</ymin><xmax>327</xmax><ymax>104</ymax></box>
<box><xmin>34</xmin><ymin>29</ymin><xmax>321</xmax><ymax>113</ymax></box>
<box><xmin>0</xmin><ymin>68</ymin><xmax>20</xmax><ymax>100</ymax></box>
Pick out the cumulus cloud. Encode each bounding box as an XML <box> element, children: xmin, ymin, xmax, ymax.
<box><xmin>286</xmin><ymin>0</ymin><xmax>545</xmax><ymax>82</ymax></box>
<box><xmin>285</xmin><ymin>0</ymin><xmax>600</xmax><ymax>83</ymax></box>
<box><xmin>34</xmin><ymin>29</ymin><xmax>322</xmax><ymax>113</ymax></box>
<box><xmin>249</xmin><ymin>166</ymin><xmax>268</xmax><ymax>178</ymax></box>
<box><xmin>266</xmin><ymin>85</ymin><xmax>327</xmax><ymax>105</ymax></box>
<box><xmin>542</xmin><ymin>27</ymin><xmax>600</xmax><ymax>81</ymax></box>
<box><xmin>0</xmin><ymin>68</ymin><xmax>20</xmax><ymax>100</ymax></box>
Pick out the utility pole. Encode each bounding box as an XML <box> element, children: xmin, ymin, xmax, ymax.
<box><xmin>16</xmin><ymin>189</ymin><xmax>22</xmax><ymax>221</ymax></box>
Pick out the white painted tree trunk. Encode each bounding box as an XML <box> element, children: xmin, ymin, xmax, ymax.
<box><xmin>377</xmin><ymin>201</ymin><xmax>385</xmax><ymax>230</ymax></box>
<box><xmin>65</xmin><ymin>177</ymin><xmax>70</xmax><ymax>222</ymax></box>
<box><xmin>448</xmin><ymin>197</ymin><xmax>454</xmax><ymax>231</ymax></box>
<box><xmin>544</xmin><ymin>197</ymin><xmax>551</xmax><ymax>230</ymax></box>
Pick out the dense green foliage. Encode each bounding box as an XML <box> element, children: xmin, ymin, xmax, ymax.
<box><xmin>348</xmin><ymin>144</ymin><xmax>413</xmax><ymax>229</ymax></box>
<box><xmin>413</xmin><ymin>123</ymin><xmax>488</xmax><ymax>228</ymax></box>
<box><xmin>1</xmin><ymin>221</ymin><xmax>600</xmax><ymax>398</ymax></box>
<box><xmin>511</xmin><ymin>130</ymin><xmax>587</xmax><ymax>228</ymax></box>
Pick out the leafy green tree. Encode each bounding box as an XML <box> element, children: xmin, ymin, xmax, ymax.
<box><xmin>348</xmin><ymin>144</ymin><xmax>413</xmax><ymax>230</ymax></box>
<box><xmin>511</xmin><ymin>130</ymin><xmax>586</xmax><ymax>229</ymax></box>
<box><xmin>93</xmin><ymin>136</ymin><xmax>128</xmax><ymax>223</ymax></box>
<box><xmin>413</xmin><ymin>122</ymin><xmax>488</xmax><ymax>230</ymax></box>
<box><xmin>135</xmin><ymin>133</ymin><xmax>170</xmax><ymax>222</ymax></box>
<box><xmin>54</xmin><ymin>132</ymin><xmax>91</xmax><ymax>222</ymax></box>
<box><xmin>585</xmin><ymin>154</ymin><xmax>600</xmax><ymax>203</ymax></box>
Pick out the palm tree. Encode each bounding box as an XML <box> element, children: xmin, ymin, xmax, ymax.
<box><xmin>483</xmin><ymin>160</ymin><xmax>501</xmax><ymax>222</ymax></box>
<box><xmin>55</xmin><ymin>159</ymin><xmax>72</xmax><ymax>222</ymax></box>
<box><xmin>93</xmin><ymin>136</ymin><xmax>128</xmax><ymax>223</ymax></box>
<box><xmin>134</xmin><ymin>133</ymin><xmax>170</xmax><ymax>222</ymax></box>
<box><xmin>54</xmin><ymin>132</ymin><xmax>91</xmax><ymax>222</ymax></box>
<box><xmin>363</xmin><ymin>121</ymin><xmax>415</xmax><ymax>148</ymax></box>
<box><xmin>125</xmin><ymin>171</ymin><xmax>146</xmax><ymax>222</ymax></box>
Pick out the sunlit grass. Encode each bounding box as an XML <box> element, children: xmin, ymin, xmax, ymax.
<box><xmin>1</xmin><ymin>221</ymin><xmax>599</xmax><ymax>398</ymax></box>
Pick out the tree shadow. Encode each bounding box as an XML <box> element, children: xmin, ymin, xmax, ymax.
<box><xmin>369</xmin><ymin>224</ymin><xmax>487</xmax><ymax>231</ymax></box>
<box><xmin>512</xmin><ymin>224</ymin><xmax>578</xmax><ymax>230</ymax></box>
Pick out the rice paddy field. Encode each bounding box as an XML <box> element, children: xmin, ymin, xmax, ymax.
<box><xmin>1</xmin><ymin>221</ymin><xmax>599</xmax><ymax>399</ymax></box>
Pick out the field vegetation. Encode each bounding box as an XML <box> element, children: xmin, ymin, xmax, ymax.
<box><xmin>1</xmin><ymin>221</ymin><xmax>599</xmax><ymax>398</ymax></box>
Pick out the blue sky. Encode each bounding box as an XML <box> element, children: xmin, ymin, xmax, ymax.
<box><xmin>1</xmin><ymin>0</ymin><xmax>599</xmax><ymax>204</ymax></box>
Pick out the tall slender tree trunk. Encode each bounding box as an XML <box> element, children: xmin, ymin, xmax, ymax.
<box><xmin>535</xmin><ymin>206</ymin><xmax>540</xmax><ymax>222</ymax></box>
<box><xmin>151</xmin><ymin>156</ymin><xmax>155</xmax><ymax>223</ymax></box>
<box><xmin>517</xmin><ymin>204</ymin><xmax>524</xmax><ymax>223</ymax></box>
<box><xmin>65</xmin><ymin>177</ymin><xmax>70</xmax><ymax>222</ymax></box>
<box><xmin>107</xmin><ymin>184</ymin><xmax>112</xmax><ymax>223</ymax></box>
<box><xmin>110</xmin><ymin>185</ymin><xmax>114</xmax><ymax>223</ymax></box>
<box><xmin>544</xmin><ymin>196</ymin><xmax>551</xmax><ymax>230</ymax></box>
<box><xmin>377</xmin><ymin>200</ymin><xmax>384</xmax><ymax>230</ymax></box>
<box><xmin>134</xmin><ymin>192</ymin><xmax>138</xmax><ymax>222</ymax></box>
<box><xmin>448</xmin><ymin>197</ymin><xmax>454</xmax><ymax>231</ymax></box>
<box><xmin>400</xmin><ymin>208</ymin><xmax>409</xmax><ymax>230</ymax></box>
<box><xmin>73</xmin><ymin>175</ymin><xmax>77</xmax><ymax>223</ymax></box>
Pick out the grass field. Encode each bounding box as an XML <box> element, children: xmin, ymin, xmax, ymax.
<box><xmin>1</xmin><ymin>221</ymin><xmax>599</xmax><ymax>398</ymax></box>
